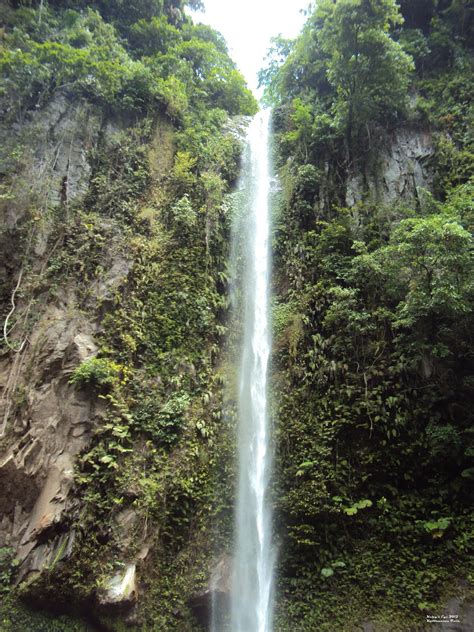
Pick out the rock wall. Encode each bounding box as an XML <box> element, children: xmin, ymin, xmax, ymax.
<box><xmin>345</xmin><ymin>128</ymin><xmax>434</xmax><ymax>206</ymax></box>
<box><xmin>0</xmin><ymin>302</ymin><xmax>100</xmax><ymax>581</ymax></box>
<box><xmin>0</xmin><ymin>93</ymin><xmax>134</xmax><ymax>588</ymax></box>
<box><xmin>0</xmin><ymin>95</ymin><xmax>102</xmax><ymax>229</ymax></box>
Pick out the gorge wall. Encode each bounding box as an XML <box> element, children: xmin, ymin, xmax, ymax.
<box><xmin>0</xmin><ymin>1</ymin><xmax>256</xmax><ymax>629</ymax></box>
<box><xmin>263</xmin><ymin>1</ymin><xmax>473</xmax><ymax>630</ymax></box>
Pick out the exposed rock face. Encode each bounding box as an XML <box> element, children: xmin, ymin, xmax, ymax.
<box><xmin>189</xmin><ymin>553</ymin><xmax>232</xmax><ymax>629</ymax></box>
<box><xmin>0</xmin><ymin>95</ymin><xmax>102</xmax><ymax>230</ymax></box>
<box><xmin>0</xmin><ymin>298</ymin><xmax>102</xmax><ymax>581</ymax></box>
<box><xmin>98</xmin><ymin>563</ymin><xmax>138</xmax><ymax>610</ymax></box>
<box><xmin>346</xmin><ymin>128</ymin><xmax>434</xmax><ymax>206</ymax></box>
<box><xmin>0</xmin><ymin>87</ymin><xmax>182</xmax><ymax>622</ymax></box>
<box><xmin>91</xmin><ymin>253</ymin><xmax>132</xmax><ymax>305</ymax></box>
<box><xmin>0</xmin><ymin>93</ymin><xmax>135</xmax><ymax>587</ymax></box>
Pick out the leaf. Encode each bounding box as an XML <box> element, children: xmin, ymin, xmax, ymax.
<box><xmin>99</xmin><ymin>455</ymin><xmax>114</xmax><ymax>464</ymax></box>
<box><xmin>356</xmin><ymin>499</ymin><xmax>373</xmax><ymax>510</ymax></box>
<box><xmin>298</xmin><ymin>460</ymin><xmax>315</xmax><ymax>469</ymax></box>
<box><xmin>332</xmin><ymin>561</ymin><xmax>346</xmax><ymax>569</ymax></box>
<box><xmin>344</xmin><ymin>506</ymin><xmax>358</xmax><ymax>516</ymax></box>
<box><xmin>321</xmin><ymin>567</ymin><xmax>334</xmax><ymax>578</ymax></box>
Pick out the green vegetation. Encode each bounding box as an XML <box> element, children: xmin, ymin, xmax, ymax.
<box><xmin>0</xmin><ymin>595</ymin><xmax>92</xmax><ymax>632</ymax></box>
<box><xmin>0</xmin><ymin>0</ymin><xmax>254</xmax><ymax>629</ymax></box>
<box><xmin>69</xmin><ymin>357</ymin><xmax>126</xmax><ymax>390</ymax></box>
<box><xmin>259</xmin><ymin>0</ymin><xmax>474</xmax><ymax>629</ymax></box>
<box><xmin>1</xmin><ymin>0</ymin><xmax>473</xmax><ymax>630</ymax></box>
<box><xmin>0</xmin><ymin>0</ymin><xmax>256</xmax><ymax>120</ymax></box>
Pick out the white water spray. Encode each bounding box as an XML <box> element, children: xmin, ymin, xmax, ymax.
<box><xmin>231</xmin><ymin>110</ymin><xmax>274</xmax><ymax>632</ymax></box>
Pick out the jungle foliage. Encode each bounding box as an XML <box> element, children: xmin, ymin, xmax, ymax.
<box><xmin>0</xmin><ymin>1</ymin><xmax>254</xmax><ymax>630</ymax></box>
<box><xmin>0</xmin><ymin>0</ymin><xmax>256</xmax><ymax>120</ymax></box>
<box><xmin>258</xmin><ymin>0</ymin><xmax>474</xmax><ymax>629</ymax></box>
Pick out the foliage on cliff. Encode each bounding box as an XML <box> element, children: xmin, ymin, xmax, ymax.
<box><xmin>0</xmin><ymin>1</ymin><xmax>256</xmax><ymax>630</ymax></box>
<box><xmin>1</xmin><ymin>0</ymin><xmax>473</xmax><ymax>630</ymax></box>
<box><xmin>259</xmin><ymin>1</ymin><xmax>474</xmax><ymax>629</ymax></box>
<box><xmin>0</xmin><ymin>0</ymin><xmax>256</xmax><ymax>120</ymax></box>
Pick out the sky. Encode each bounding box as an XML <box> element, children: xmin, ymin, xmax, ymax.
<box><xmin>189</xmin><ymin>0</ymin><xmax>312</xmax><ymax>95</ymax></box>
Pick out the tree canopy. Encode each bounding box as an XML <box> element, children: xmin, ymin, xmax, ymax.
<box><xmin>0</xmin><ymin>0</ymin><xmax>257</xmax><ymax>120</ymax></box>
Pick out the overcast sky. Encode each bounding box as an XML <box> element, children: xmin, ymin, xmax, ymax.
<box><xmin>189</xmin><ymin>0</ymin><xmax>312</xmax><ymax>95</ymax></box>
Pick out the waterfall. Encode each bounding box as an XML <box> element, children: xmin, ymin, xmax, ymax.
<box><xmin>231</xmin><ymin>109</ymin><xmax>274</xmax><ymax>632</ymax></box>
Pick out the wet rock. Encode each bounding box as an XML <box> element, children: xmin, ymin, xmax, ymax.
<box><xmin>98</xmin><ymin>564</ymin><xmax>138</xmax><ymax>610</ymax></box>
<box><xmin>0</xmin><ymin>458</ymin><xmax>39</xmax><ymax>548</ymax></box>
<box><xmin>0</xmin><ymin>298</ymin><xmax>101</xmax><ymax>581</ymax></box>
<box><xmin>91</xmin><ymin>254</ymin><xmax>132</xmax><ymax>304</ymax></box>
<box><xmin>189</xmin><ymin>554</ymin><xmax>232</xmax><ymax>629</ymax></box>
<box><xmin>16</xmin><ymin>453</ymin><xmax>74</xmax><ymax>562</ymax></box>
<box><xmin>18</xmin><ymin>530</ymin><xmax>76</xmax><ymax>584</ymax></box>
<box><xmin>114</xmin><ymin>508</ymin><xmax>139</xmax><ymax>552</ymax></box>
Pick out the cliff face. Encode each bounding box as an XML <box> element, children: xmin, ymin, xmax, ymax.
<box><xmin>0</xmin><ymin>95</ymin><xmax>135</xmax><ymax>587</ymax></box>
<box><xmin>345</xmin><ymin>127</ymin><xmax>434</xmax><ymax>207</ymax></box>
<box><xmin>0</xmin><ymin>3</ymin><xmax>257</xmax><ymax>629</ymax></box>
<box><xmin>0</xmin><ymin>98</ymin><xmax>237</xmax><ymax>631</ymax></box>
<box><xmin>270</xmin><ymin>127</ymin><xmax>473</xmax><ymax>632</ymax></box>
<box><xmin>263</xmin><ymin>2</ymin><xmax>473</xmax><ymax>630</ymax></box>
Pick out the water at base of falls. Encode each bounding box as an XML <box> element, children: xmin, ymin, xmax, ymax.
<box><xmin>230</xmin><ymin>110</ymin><xmax>274</xmax><ymax>632</ymax></box>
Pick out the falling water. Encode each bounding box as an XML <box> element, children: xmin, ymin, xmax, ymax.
<box><xmin>231</xmin><ymin>110</ymin><xmax>274</xmax><ymax>632</ymax></box>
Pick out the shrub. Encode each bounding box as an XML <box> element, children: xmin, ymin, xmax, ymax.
<box><xmin>69</xmin><ymin>357</ymin><xmax>124</xmax><ymax>390</ymax></box>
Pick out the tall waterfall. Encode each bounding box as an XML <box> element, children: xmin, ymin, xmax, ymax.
<box><xmin>231</xmin><ymin>110</ymin><xmax>274</xmax><ymax>632</ymax></box>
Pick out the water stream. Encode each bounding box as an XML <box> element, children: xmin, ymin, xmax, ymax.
<box><xmin>230</xmin><ymin>110</ymin><xmax>274</xmax><ymax>632</ymax></box>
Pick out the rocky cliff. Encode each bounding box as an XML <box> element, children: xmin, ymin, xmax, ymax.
<box><xmin>263</xmin><ymin>1</ymin><xmax>473</xmax><ymax>629</ymax></box>
<box><xmin>0</xmin><ymin>2</ymin><xmax>257</xmax><ymax>628</ymax></box>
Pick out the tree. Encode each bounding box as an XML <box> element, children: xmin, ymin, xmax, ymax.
<box><xmin>128</xmin><ymin>16</ymin><xmax>181</xmax><ymax>56</ymax></box>
<box><xmin>258</xmin><ymin>35</ymin><xmax>295</xmax><ymax>106</ymax></box>
<box><xmin>315</xmin><ymin>0</ymin><xmax>414</xmax><ymax>153</ymax></box>
<box><xmin>389</xmin><ymin>215</ymin><xmax>472</xmax><ymax>340</ymax></box>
